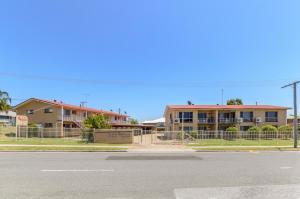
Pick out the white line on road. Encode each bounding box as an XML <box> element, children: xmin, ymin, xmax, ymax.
<box><xmin>280</xmin><ymin>166</ymin><xmax>293</xmax><ymax>170</ymax></box>
<box><xmin>41</xmin><ymin>169</ymin><xmax>114</xmax><ymax>172</ymax></box>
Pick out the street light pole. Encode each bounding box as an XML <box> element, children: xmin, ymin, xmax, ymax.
<box><xmin>282</xmin><ymin>81</ymin><xmax>300</xmax><ymax>148</ymax></box>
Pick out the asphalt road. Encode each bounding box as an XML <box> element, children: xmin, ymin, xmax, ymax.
<box><xmin>1</xmin><ymin>151</ymin><xmax>300</xmax><ymax>199</ymax></box>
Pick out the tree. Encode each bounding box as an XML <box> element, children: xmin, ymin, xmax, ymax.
<box><xmin>0</xmin><ymin>90</ymin><xmax>11</xmax><ymax>111</ymax></box>
<box><xmin>83</xmin><ymin>114</ymin><xmax>112</xmax><ymax>129</ymax></box>
<box><xmin>226</xmin><ymin>98</ymin><xmax>243</xmax><ymax>105</ymax></box>
<box><xmin>82</xmin><ymin>114</ymin><xmax>112</xmax><ymax>143</ymax></box>
<box><xmin>130</xmin><ymin>118</ymin><xmax>139</xmax><ymax>125</ymax></box>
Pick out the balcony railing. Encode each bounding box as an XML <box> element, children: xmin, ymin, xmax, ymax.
<box><xmin>63</xmin><ymin>115</ymin><xmax>85</xmax><ymax>122</ymax></box>
<box><xmin>218</xmin><ymin>118</ymin><xmax>236</xmax><ymax>124</ymax></box>
<box><xmin>198</xmin><ymin>117</ymin><xmax>215</xmax><ymax>124</ymax></box>
<box><xmin>241</xmin><ymin>118</ymin><xmax>254</xmax><ymax>122</ymax></box>
<box><xmin>265</xmin><ymin>117</ymin><xmax>278</xmax><ymax>122</ymax></box>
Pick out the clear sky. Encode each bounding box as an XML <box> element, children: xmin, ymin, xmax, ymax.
<box><xmin>0</xmin><ymin>0</ymin><xmax>300</xmax><ymax>121</ymax></box>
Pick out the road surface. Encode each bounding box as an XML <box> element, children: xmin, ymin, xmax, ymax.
<box><xmin>1</xmin><ymin>151</ymin><xmax>300</xmax><ymax>199</ymax></box>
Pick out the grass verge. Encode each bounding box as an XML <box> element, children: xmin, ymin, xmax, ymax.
<box><xmin>0</xmin><ymin>137</ymin><xmax>128</xmax><ymax>146</ymax></box>
<box><xmin>188</xmin><ymin>139</ymin><xmax>294</xmax><ymax>147</ymax></box>
<box><xmin>193</xmin><ymin>146</ymin><xmax>300</xmax><ymax>151</ymax></box>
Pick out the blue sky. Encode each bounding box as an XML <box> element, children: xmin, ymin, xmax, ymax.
<box><xmin>0</xmin><ymin>0</ymin><xmax>300</xmax><ymax>121</ymax></box>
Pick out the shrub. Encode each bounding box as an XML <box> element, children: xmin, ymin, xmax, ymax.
<box><xmin>247</xmin><ymin>126</ymin><xmax>261</xmax><ymax>139</ymax></box>
<box><xmin>225</xmin><ymin>126</ymin><xmax>238</xmax><ymax>140</ymax></box>
<box><xmin>226</xmin><ymin>126</ymin><xmax>238</xmax><ymax>132</ymax></box>
<box><xmin>261</xmin><ymin>125</ymin><xmax>278</xmax><ymax>139</ymax></box>
<box><xmin>190</xmin><ymin>131</ymin><xmax>198</xmax><ymax>139</ymax></box>
<box><xmin>278</xmin><ymin>125</ymin><xmax>293</xmax><ymax>139</ymax></box>
<box><xmin>81</xmin><ymin>129</ymin><xmax>94</xmax><ymax>143</ymax></box>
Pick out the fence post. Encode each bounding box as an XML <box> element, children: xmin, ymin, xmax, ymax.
<box><xmin>15</xmin><ymin>125</ymin><xmax>17</xmax><ymax>139</ymax></box>
<box><xmin>140</xmin><ymin>129</ymin><xmax>143</xmax><ymax>144</ymax></box>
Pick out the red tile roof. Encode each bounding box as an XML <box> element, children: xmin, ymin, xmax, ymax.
<box><xmin>167</xmin><ymin>105</ymin><xmax>289</xmax><ymax>110</ymax></box>
<box><xmin>15</xmin><ymin>98</ymin><xmax>128</xmax><ymax>117</ymax></box>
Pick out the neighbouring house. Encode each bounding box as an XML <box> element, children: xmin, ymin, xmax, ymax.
<box><xmin>164</xmin><ymin>104</ymin><xmax>289</xmax><ymax>132</ymax></box>
<box><xmin>0</xmin><ymin>111</ymin><xmax>16</xmax><ymax>126</ymax></box>
<box><xmin>287</xmin><ymin>116</ymin><xmax>300</xmax><ymax>126</ymax></box>
<box><xmin>142</xmin><ymin>117</ymin><xmax>165</xmax><ymax>131</ymax></box>
<box><xmin>14</xmin><ymin>98</ymin><xmax>129</xmax><ymax>131</ymax></box>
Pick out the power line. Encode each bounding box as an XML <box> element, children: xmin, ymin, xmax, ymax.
<box><xmin>0</xmin><ymin>72</ymin><xmax>298</xmax><ymax>88</ymax></box>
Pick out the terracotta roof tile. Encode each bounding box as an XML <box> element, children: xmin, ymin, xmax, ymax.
<box><xmin>17</xmin><ymin>98</ymin><xmax>128</xmax><ymax>117</ymax></box>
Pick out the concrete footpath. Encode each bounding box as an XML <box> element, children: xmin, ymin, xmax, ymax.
<box><xmin>128</xmin><ymin>144</ymin><xmax>195</xmax><ymax>152</ymax></box>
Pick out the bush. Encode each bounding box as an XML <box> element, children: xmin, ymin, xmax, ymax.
<box><xmin>81</xmin><ymin>129</ymin><xmax>94</xmax><ymax>143</ymax></box>
<box><xmin>226</xmin><ymin>126</ymin><xmax>238</xmax><ymax>132</ymax></box>
<box><xmin>225</xmin><ymin>126</ymin><xmax>238</xmax><ymax>140</ymax></box>
<box><xmin>278</xmin><ymin>125</ymin><xmax>293</xmax><ymax>139</ymax></box>
<box><xmin>247</xmin><ymin>126</ymin><xmax>261</xmax><ymax>139</ymax></box>
<box><xmin>190</xmin><ymin>131</ymin><xmax>198</xmax><ymax>139</ymax></box>
<box><xmin>261</xmin><ymin>125</ymin><xmax>278</xmax><ymax>139</ymax></box>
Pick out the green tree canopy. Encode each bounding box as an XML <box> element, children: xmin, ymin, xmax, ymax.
<box><xmin>0</xmin><ymin>90</ymin><xmax>11</xmax><ymax>111</ymax></box>
<box><xmin>226</xmin><ymin>98</ymin><xmax>243</xmax><ymax>105</ymax></box>
<box><xmin>130</xmin><ymin>118</ymin><xmax>139</xmax><ymax>125</ymax></box>
<box><xmin>83</xmin><ymin>114</ymin><xmax>112</xmax><ymax>129</ymax></box>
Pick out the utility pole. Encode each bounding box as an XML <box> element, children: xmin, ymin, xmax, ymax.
<box><xmin>282</xmin><ymin>81</ymin><xmax>300</xmax><ymax>148</ymax></box>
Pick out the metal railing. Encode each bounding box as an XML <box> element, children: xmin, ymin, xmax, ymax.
<box><xmin>63</xmin><ymin>115</ymin><xmax>85</xmax><ymax>122</ymax></box>
<box><xmin>198</xmin><ymin>117</ymin><xmax>215</xmax><ymax>124</ymax></box>
<box><xmin>265</xmin><ymin>117</ymin><xmax>278</xmax><ymax>122</ymax></box>
<box><xmin>218</xmin><ymin>118</ymin><xmax>236</xmax><ymax>123</ymax></box>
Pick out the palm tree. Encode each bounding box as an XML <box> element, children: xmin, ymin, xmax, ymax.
<box><xmin>0</xmin><ymin>90</ymin><xmax>11</xmax><ymax>111</ymax></box>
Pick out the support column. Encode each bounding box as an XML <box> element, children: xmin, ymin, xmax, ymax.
<box><xmin>215</xmin><ymin>110</ymin><xmax>219</xmax><ymax>131</ymax></box>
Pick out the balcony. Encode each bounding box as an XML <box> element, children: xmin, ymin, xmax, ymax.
<box><xmin>265</xmin><ymin>117</ymin><xmax>278</xmax><ymax>122</ymax></box>
<box><xmin>63</xmin><ymin>115</ymin><xmax>85</xmax><ymax>122</ymax></box>
<box><xmin>241</xmin><ymin>118</ymin><xmax>254</xmax><ymax>122</ymax></box>
<box><xmin>198</xmin><ymin>117</ymin><xmax>215</xmax><ymax>124</ymax></box>
<box><xmin>218</xmin><ymin>118</ymin><xmax>236</xmax><ymax>124</ymax></box>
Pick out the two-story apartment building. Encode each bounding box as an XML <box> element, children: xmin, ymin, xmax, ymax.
<box><xmin>164</xmin><ymin>105</ymin><xmax>289</xmax><ymax>132</ymax></box>
<box><xmin>0</xmin><ymin>111</ymin><xmax>16</xmax><ymax>126</ymax></box>
<box><xmin>14</xmin><ymin>98</ymin><xmax>128</xmax><ymax>130</ymax></box>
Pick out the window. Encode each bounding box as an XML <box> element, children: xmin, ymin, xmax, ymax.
<box><xmin>0</xmin><ymin>115</ymin><xmax>10</xmax><ymax>120</ymax></box>
<box><xmin>198</xmin><ymin>112</ymin><xmax>207</xmax><ymax>119</ymax></box>
<box><xmin>44</xmin><ymin>108</ymin><xmax>53</xmax><ymax>113</ymax></box>
<box><xmin>26</xmin><ymin>110</ymin><xmax>34</xmax><ymax>115</ymax></box>
<box><xmin>44</xmin><ymin>123</ymin><xmax>53</xmax><ymax>128</ymax></box>
<box><xmin>240</xmin><ymin>112</ymin><xmax>253</xmax><ymax>122</ymax></box>
<box><xmin>265</xmin><ymin>112</ymin><xmax>278</xmax><ymax>122</ymax></box>
<box><xmin>179</xmin><ymin>112</ymin><xmax>193</xmax><ymax>123</ymax></box>
<box><xmin>64</xmin><ymin>110</ymin><xmax>71</xmax><ymax>116</ymax></box>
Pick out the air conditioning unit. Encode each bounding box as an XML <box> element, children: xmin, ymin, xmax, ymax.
<box><xmin>256</xmin><ymin>117</ymin><xmax>262</xmax><ymax>123</ymax></box>
<box><xmin>237</xmin><ymin>118</ymin><xmax>243</xmax><ymax>123</ymax></box>
<box><xmin>174</xmin><ymin>118</ymin><xmax>180</xmax><ymax>123</ymax></box>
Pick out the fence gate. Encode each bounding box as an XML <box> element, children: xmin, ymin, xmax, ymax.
<box><xmin>133</xmin><ymin>130</ymin><xmax>187</xmax><ymax>145</ymax></box>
